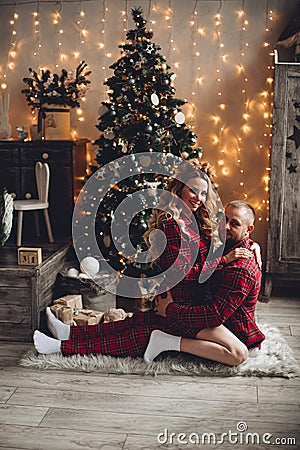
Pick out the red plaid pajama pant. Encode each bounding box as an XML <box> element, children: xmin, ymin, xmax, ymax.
<box><xmin>61</xmin><ymin>310</ymin><xmax>200</xmax><ymax>357</ymax></box>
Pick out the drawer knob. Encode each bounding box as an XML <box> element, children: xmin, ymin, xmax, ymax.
<box><xmin>25</xmin><ymin>192</ymin><xmax>32</xmax><ymax>199</ymax></box>
<box><xmin>42</xmin><ymin>152</ymin><xmax>49</xmax><ymax>159</ymax></box>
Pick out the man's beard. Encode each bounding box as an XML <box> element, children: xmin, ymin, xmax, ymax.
<box><xmin>224</xmin><ymin>237</ymin><xmax>238</xmax><ymax>252</ymax></box>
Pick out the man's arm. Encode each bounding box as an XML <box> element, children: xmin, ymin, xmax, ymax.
<box><xmin>159</xmin><ymin>263</ymin><xmax>258</xmax><ymax>329</ymax></box>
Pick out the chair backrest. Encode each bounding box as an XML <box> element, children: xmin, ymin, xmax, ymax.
<box><xmin>35</xmin><ymin>162</ymin><xmax>50</xmax><ymax>202</ymax></box>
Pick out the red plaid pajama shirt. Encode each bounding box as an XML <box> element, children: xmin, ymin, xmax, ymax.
<box><xmin>166</xmin><ymin>237</ymin><xmax>265</xmax><ymax>349</ymax></box>
<box><xmin>158</xmin><ymin>215</ymin><xmax>222</xmax><ymax>305</ymax></box>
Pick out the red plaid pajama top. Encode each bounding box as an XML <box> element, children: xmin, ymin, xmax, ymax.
<box><xmin>166</xmin><ymin>237</ymin><xmax>265</xmax><ymax>349</ymax></box>
<box><xmin>157</xmin><ymin>215</ymin><xmax>222</xmax><ymax>305</ymax></box>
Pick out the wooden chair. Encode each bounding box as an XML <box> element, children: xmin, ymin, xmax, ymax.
<box><xmin>14</xmin><ymin>162</ymin><xmax>54</xmax><ymax>247</ymax></box>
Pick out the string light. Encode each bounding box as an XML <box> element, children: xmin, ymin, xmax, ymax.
<box><xmin>235</xmin><ymin>0</ymin><xmax>249</xmax><ymax>200</ymax></box>
<box><xmin>1</xmin><ymin>8</ymin><xmax>19</xmax><ymax>88</ymax></box>
<box><xmin>166</xmin><ymin>0</ymin><xmax>176</xmax><ymax>63</ymax></box>
<box><xmin>52</xmin><ymin>1</ymin><xmax>63</xmax><ymax>68</ymax></box>
<box><xmin>121</xmin><ymin>0</ymin><xmax>129</xmax><ymax>37</ymax></box>
<box><xmin>32</xmin><ymin>3</ymin><xmax>41</xmax><ymax>64</ymax></box>
<box><xmin>187</xmin><ymin>0</ymin><xmax>201</xmax><ymax>134</ymax></box>
<box><xmin>212</xmin><ymin>2</ymin><xmax>229</xmax><ymax>179</ymax></box>
<box><xmin>258</xmin><ymin>2</ymin><xmax>275</xmax><ymax>222</ymax></box>
<box><xmin>98</xmin><ymin>0</ymin><xmax>108</xmax><ymax>99</ymax></box>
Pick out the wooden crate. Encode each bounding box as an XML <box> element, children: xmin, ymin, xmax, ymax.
<box><xmin>0</xmin><ymin>242</ymin><xmax>71</xmax><ymax>341</ymax></box>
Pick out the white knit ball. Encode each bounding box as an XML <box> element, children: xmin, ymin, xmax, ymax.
<box><xmin>80</xmin><ymin>256</ymin><xmax>100</xmax><ymax>277</ymax></box>
<box><xmin>67</xmin><ymin>267</ymin><xmax>79</xmax><ymax>278</ymax></box>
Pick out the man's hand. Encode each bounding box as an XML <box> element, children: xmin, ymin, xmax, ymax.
<box><xmin>154</xmin><ymin>290</ymin><xmax>174</xmax><ymax>317</ymax></box>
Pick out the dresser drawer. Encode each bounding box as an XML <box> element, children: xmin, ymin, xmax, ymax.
<box><xmin>20</xmin><ymin>148</ymin><xmax>72</xmax><ymax>165</ymax></box>
<box><xmin>0</xmin><ymin>148</ymin><xmax>19</xmax><ymax>165</ymax></box>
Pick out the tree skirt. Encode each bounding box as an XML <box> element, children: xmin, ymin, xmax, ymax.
<box><xmin>20</xmin><ymin>323</ymin><xmax>299</xmax><ymax>378</ymax></box>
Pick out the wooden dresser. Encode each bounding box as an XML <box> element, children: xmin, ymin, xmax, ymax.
<box><xmin>262</xmin><ymin>62</ymin><xmax>300</xmax><ymax>300</ymax></box>
<box><xmin>0</xmin><ymin>139</ymin><xmax>88</xmax><ymax>341</ymax></box>
<box><xmin>0</xmin><ymin>139</ymin><xmax>88</xmax><ymax>236</ymax></box>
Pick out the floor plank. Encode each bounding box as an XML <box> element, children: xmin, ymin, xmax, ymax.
<box><xmin>0</xmin><ymin>424</ymin><xmax>126</xmax><ymax>450</ymax></box>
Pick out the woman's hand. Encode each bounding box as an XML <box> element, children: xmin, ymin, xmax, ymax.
<box><xmin>224</xmin><ymin>248</ymin><xmax>254</xmax><ymax>264</ymax></box>
<box><xmin>250</xmin><ymin>241</ymin><xmax>262</xmax><ymax>269</ymax></box>
<box><xmin>224</xmin><ymin>243</ymin><xmax>262</xmax><ymax>269</ymax></box>
<box><xmin>154</xmin><ymin>291</ymin><xmax>174</xmax><ymax>317</ymax></box>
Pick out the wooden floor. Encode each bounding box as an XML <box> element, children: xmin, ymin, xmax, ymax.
<box><xmin>0</xmin><ymin>290</ymin><xmax>299</xmax><ymax>449</ymax></box>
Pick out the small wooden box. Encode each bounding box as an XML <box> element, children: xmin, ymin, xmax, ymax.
<box><xmin>18</xmin><ymin>247</ymin><xmax>42</xmax><ymax>266</ymax></box>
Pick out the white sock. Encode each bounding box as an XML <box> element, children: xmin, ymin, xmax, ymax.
<box><xmin>46</xmin><ymin>307</ymin><xmax>70</xmax><ymax>340</ymax></box>
<box><xmin>144</xmin><ymin>329</ymin><xmax>181</xmax><ymax>363</ymax></box>
<box><xmin>33</xmin><ymin>330</ymin><xmax>61</xmax><ymax>354</ymax></box>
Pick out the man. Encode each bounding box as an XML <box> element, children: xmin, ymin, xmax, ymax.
<box><xmin>34</xmin><ymin>201</ymin><xmax>264</xmax><ymax>367</ymax></box>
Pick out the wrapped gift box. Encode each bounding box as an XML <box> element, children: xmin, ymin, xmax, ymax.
<box><xmin>53</xmin><ymin>294</ymin><xmax>83</xmax><ymax>311</ymax></box>
<box><xmin>50</xmin><ymin>304</ymin><xmax>73</xmax><ymax>325</ymax></box>
<box><xmin>73</xmin><ymin>309</ymin><xmax>104</xmax><ymax>326</ymax></box>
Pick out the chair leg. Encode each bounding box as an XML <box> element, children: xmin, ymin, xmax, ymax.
<box><xmin>34</xmin><ymin>210</ymin><xmax>41</xmax><ymax>237</ymax></box>
<box><xmin>16</xmin><ymin>211</ymin><xmax>23</xmax><ymax>247</ymax></box>
<box><xmin>43</xmin><ymin>209</ymin><xmax>54</xmax><ymax>243</ymax></box>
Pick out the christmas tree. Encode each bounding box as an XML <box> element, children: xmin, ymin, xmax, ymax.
<box><xmin>91</xmin><ymin>7</ymin><xmax>203</xmax><ymax>275</ymax></box>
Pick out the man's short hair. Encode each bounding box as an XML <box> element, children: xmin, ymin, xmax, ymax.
<box><xmin>226</xmin><ymin>200</ymin><xmax>255</xmax><ymax>226</ymax></box>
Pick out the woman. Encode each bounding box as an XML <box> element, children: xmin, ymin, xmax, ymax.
<box><xmin>34</xmin><ymin>159</ymin><xmax>259</xmax><ymax>366</ymax></box>
<box><xmin>143</xmin><ymin>159</ymin><xmax>249</xmax><ymax>305</ymax></box>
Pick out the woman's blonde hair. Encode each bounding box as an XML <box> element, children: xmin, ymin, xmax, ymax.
<box><xmin>143</xmin><ymin>159</ymin><xmax>221</xmax><ymax>260</ymax></box>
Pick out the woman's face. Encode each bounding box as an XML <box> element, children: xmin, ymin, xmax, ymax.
<box><xmin>180</xmin><ymin>177</ymin><xmax>208</xmax><ymax>212</ymax></box>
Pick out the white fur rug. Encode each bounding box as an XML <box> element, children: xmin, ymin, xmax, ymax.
<box><xmin>20</xmin><ymin>323</ymin><xmax>299</xmax><ymax>378</ymax></box>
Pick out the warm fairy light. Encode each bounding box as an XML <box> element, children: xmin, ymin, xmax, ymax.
<box><xmin>219</xmin><ymin>103</ymin><xmax>226</xmax><ymax>110</ymax></box>
<box><xmin>222</xmin><ymin>167</ymin><xmax>229</xmax><ymax>176</ymax></box>
<box><xmin>266</xmin><ymin>77</ymin><xmax>273</xmax><ymax>84</ymax></box>
<box><xmin>1</xmin><ymin>83</ymin><xmax>7</xmax><ymax>89</ymax></box>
